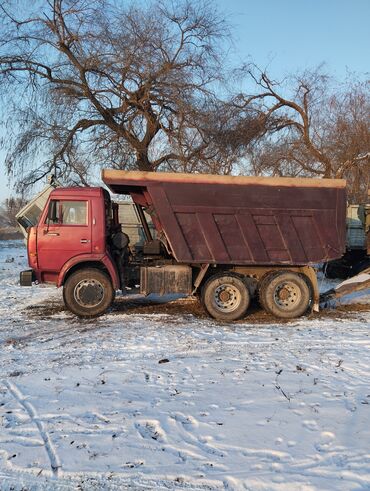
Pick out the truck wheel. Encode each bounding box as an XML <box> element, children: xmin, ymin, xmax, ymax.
<box><xmin>258</xmin><ymin>271</ymin><xmax>280</xmax><ymax>312</ymax></box>
<box><xmin>63</xmin><ymin>268</ymin><xmax>114</xmax><ymax>318</ymax></box>
<box><xmin>259</xmin><ymin>271</ymin><xmax>311</xmax><ymax>319</ymax></box>
<box><xmin>201</xmin><ymin>274</ymin><xmax>250</xmax><ymax>321</ymax></box>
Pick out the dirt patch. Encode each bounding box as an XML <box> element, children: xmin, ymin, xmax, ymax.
<box><xmin>111</xmin><ymin>296</ymin><xmax>290</xmax><ymax>324</ymax></box>
<box><xmin>106</xmin><ymin>296</ymin><xmax>370</xmax><ymax>324</ymax></box>
<box><xmin>26</xmin><ymin>301</ymin><xmax>67</xmax><ymax>319</ymax></box>
<box><xmin>0</xmin><ymin>227</ymin><xmax>23</xmax><ymax>241</ymax></box>
<box><xmin>112</xmin><ymin>295</ymin><xmax>207</xmax><ymax>317</ymax></box>
<box><xmin>25</xmin><ymin>294</ymin><xmax>370</xmax><ymax>325</ymax></box>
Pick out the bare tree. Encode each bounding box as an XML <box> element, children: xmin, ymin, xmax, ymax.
<box><xmin>0</xmin><ymin>196</ymin><xmax>26</xmax><ymax>227</ymax></box>
<box><xmin>0</xmin><ymin>0</ymin><xmax>247</xmax><ymax>191</ymax></box>
<box><xmin>234</xmin><ymin>66</ymin><xmax>370</xmax><ymax>201</ymax></box>
<box><xmin>162</xmin><ymin>97</ymin><xmax>266</xmax><ymax>174</ymax></box>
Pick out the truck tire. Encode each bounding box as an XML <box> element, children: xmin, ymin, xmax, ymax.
<box><xmin>63</xmin><ymin>268</ymin><xmax>114</xmax><ymax>318</ymax></box>
<box><xmin>258</xmin><ymin>271</ymin><xmax>280</xmax><ymax>312</ymax></box>
<box><xmin>259</xmin><ymin>271</ymin><xmax>311</xmax><ymax>319</ymax></box>
<box><xmin>201</xmin><ymin>273</ymin><xmax>250</xmax><ymax>321</ymax></box>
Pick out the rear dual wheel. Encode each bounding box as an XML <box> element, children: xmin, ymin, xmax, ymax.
<box><xmin>201</xmin><ymin>274</ymin><xmax>250</xmax><ymax>321</ymax></box>
<box><xmin>259</xmin><ymin>271</ymin><xmax>311</xmax><ymax>319</ymax></box>
<box><xmin>201</xmin><ymin>271</ymin><xmax>311</xmax><ymax>321</ymax></box>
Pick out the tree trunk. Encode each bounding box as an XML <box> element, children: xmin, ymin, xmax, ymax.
<box><xmin>136</xmin><ymin>153</ymin><xmax>153</xmax><ymax>172</ymax></box>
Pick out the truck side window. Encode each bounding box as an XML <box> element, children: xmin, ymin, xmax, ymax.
<box><xmin>46</xmin><ymin>200</ymin><xmax>60</xmax><ymax>224</ymax></box>
<box><xmin>61</xmin><ymin>201</ymin><xmax>87</xmax><ymax>225</ymax></box>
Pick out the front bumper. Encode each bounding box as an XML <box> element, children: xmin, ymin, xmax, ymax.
<box><xmin>20</xmin><ymin>269</ymin><xmax>36</xmax><ymax>286</ymax></box>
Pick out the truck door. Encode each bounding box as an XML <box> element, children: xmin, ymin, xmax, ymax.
<box><xmin>37</xmin><ymin>199</ymin><xmax>92</xmax><ymax>273</ymax></box>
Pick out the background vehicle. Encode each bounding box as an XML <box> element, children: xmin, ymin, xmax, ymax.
<box><xmin>325</xmin><ymin>196</ymin><xmax>370</xmax><ymax>279</ymax></box>
<box><xmin>19</xmin><ymin>171</ymin><xmax>348</xmax><ymax>321</ymax></box>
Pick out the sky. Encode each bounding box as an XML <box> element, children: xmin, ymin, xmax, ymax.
<box><xmin>0</xmin><ymin>0</ymin><xmax>369</xmax><ymax>202</ymax></box>
<box><xmin>217</xmin><ymin>0</ymin><xmax>369</xmax><ymax>79</ymax></box>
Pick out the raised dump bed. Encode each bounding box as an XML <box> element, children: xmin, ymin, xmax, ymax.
<box><xmin>102</xmin><ymin>170</ymin><xmax>347</xmax><ymax>266</ymax></box>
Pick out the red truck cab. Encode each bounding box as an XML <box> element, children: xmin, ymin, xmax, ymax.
<box><xmin>21</xmin><ymin>187</ymin><xmax>120</xmax><ymax>314</ymax></box>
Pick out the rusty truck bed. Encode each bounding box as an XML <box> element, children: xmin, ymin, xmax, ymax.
<box><xmin>102</xmin><ymin>170</ymin><xmax>347</xmax><ymax>266</ymax></box>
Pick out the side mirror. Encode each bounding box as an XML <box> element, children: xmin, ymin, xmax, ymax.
<box><xmin>47</xmin><ymin>201</ymin><xmax>58</xmax><ymax>223</ymax></box>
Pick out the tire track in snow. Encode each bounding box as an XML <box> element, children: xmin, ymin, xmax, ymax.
<box><xmin>3</xmin><ymin>380</ymin><xmax>61</xmax><ymax>476</ymax></box>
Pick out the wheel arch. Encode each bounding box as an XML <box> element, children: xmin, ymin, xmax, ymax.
<box><xmin>57</xmin><ymin>255</ymin><xmax>120</xmax><ymax>290</ymax></box>
<box><xmin>197</xmin><ymin>266</ymin><xmax>246</xmax><ymax>290</ymax></box>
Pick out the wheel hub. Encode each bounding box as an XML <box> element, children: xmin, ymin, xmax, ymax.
<box><xmin>274</xmin><ymin>282</ymin><xmax>301</xmax><ymax>309</ymax></box>
<box><xmin>214</xmin><ymin>284</ymin><xmax>241</xmax><ymax>312</ymax></box>
<box><xmin>219</xmin><ymin>290</ymin><xmax>231</xmax><ymax>302</ymax></box>
<box><xmin>278</xmin><ymin>287</ymin><xmax>290</xmax><ymax>301</ymax></box>
<box><xmin>74</xmin><ymin>279</ymin><xmax>104</xmax><ymax>308</ymax></box>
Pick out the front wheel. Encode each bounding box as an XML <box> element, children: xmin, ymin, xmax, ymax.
<box><xmin>259</xmin><ymin>271</ymin><xmax>311</xmax><ymax>319</ymax></box>
<box><xmin>201</xmin><ymin>274</ymin><xmax>250</xmax><ymax>321</ymax></box>
<box><xmin>63</xmin><ymin>268</ymin><xmax>114</xmax><ymax>317</ymax></box>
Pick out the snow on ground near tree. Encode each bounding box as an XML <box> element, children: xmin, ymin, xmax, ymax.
<box><xmin>0</xmin><ymin>240</ymin><xmax>370</xmax><ymax>491</ymax></box>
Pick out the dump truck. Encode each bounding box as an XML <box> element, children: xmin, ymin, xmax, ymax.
<box><xmin>19</xmin><ymin>171</ymin><xmax>348</xmax><ymax>321</ymax></box>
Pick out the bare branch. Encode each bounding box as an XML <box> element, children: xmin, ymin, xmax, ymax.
<box><xmin>0</xmin><ymin>0</ymin><xmax>235</xmax><ymax>189</ymax></box>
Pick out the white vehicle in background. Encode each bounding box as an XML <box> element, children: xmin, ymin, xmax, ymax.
<box><xmin>325</xmin><ymin>195</ymin><xmax>370</xmax><ymax>279</ymax></box>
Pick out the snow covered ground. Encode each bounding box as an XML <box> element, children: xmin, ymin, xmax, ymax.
<box><xmin>0</xmin><ymin>240</ymin><xmax>370</xmax><ymax>491</ymax></box>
